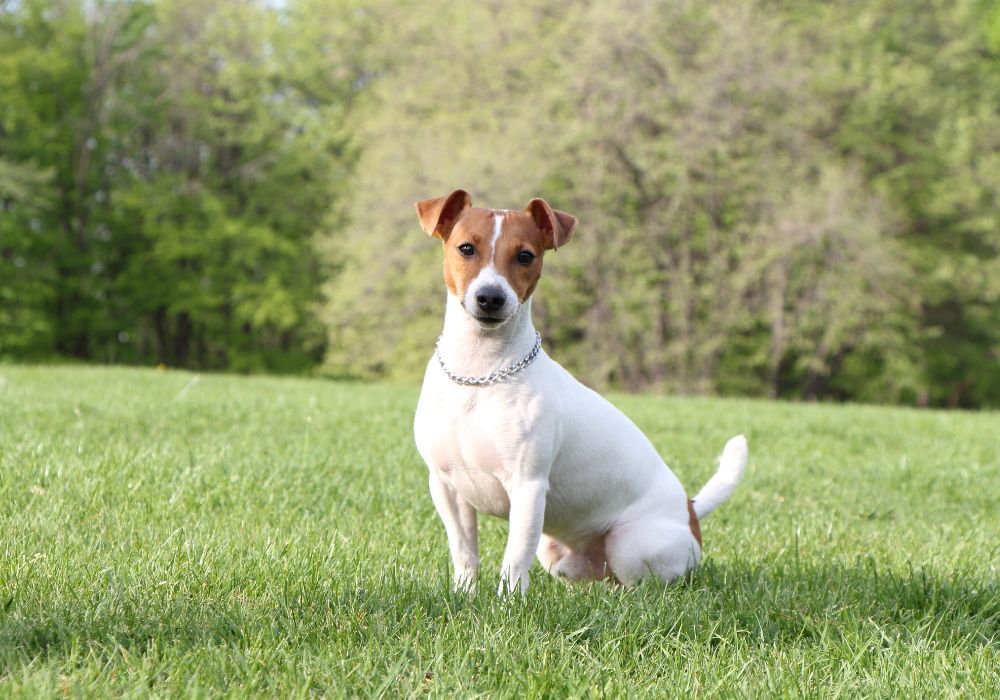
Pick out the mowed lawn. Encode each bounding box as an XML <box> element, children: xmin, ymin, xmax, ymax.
<box><xmin>1</xmin><ymin>365</ymin><xmax>997</xmax><ymax>697</ymax></box>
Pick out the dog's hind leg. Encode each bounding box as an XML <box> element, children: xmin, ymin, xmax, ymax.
<box><xmin>537</xmin><ymin>534</ymin><xmax>616</xmax><ymax>583</ymax></box>
<box><xmin>604</xmin><ymin>519</ymin><xmax>700</xmax><ymax>586</ymax></box>
<box><xmin>536</xmin><ymin>534</ymin><xmax>568</xmax><ymax>574</ymax></box>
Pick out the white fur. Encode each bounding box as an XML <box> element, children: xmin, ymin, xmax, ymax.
<box><xmin>462</xmin><ymin>266</ymin><xmax>517</xmax><ymax>325</ymax></box>
<box><xmin>693</xmin><ymin>435</ymin><xmax>748</xmax><ymax>519</ymax></box>
<box><xmin>415</xmin><ymin>285</ymin><xmax>748</xmax><ymax>595</ymax></box>
<box><xmin>490</xmin><ymin>210</ymin><xmax>505</xmax><ymax>263</ymax></box>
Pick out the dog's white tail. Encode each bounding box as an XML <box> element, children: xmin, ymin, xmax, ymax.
<box><xmin>691</xmin><ymin>435</ymin><xmax>748</xmax><ymax>520</ymax></box>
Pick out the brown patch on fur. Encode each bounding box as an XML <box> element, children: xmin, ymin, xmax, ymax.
<box><xmin>415</xmin><ymin>191</ymin><xmax>578</xmax><ymax>303</ymax></box>
<box><xmin>544</xmin><ymin>534</ymin><xmax>619</xmax><ymax>584</ymax></box>
<box><xmin>578</xmin><ymin>533</ymin><xmax>617</xmax><ymax>583</ymax></box>
<box><xmin>441</xmin><ymin>208</ymin><xmax>547</xmax><ymax>301</ymax></box>
<box><xmin>526</xmin><ymin>198</ymin><xmax>577</xmax><ymax>250</ymax></box>
<box><xmin>415</xmin><ymin>189</ymin><xmax>471</xmax><ymax>240</ymax></box>
<box><xmin>440</xmin><ymin>208</ymin><xmax>494</xmax><ymax>297</ymax></box>
<box><xmin>687</xmin><ymin>499</ymin><xmax>702</xmax><ymax>547</ymax></box>
<box><xmin>491</xmin><ymin>211</ymin><xmax>546</xmax><ymax>302</ymax></box>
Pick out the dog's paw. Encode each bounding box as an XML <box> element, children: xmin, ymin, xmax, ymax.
<box><xmin>452</xmin><ymin>569</ymin><xmax>479</xmax><ymax>594</ymax></box>
<box><xmin>497</xmin><ymin>568</ymin><xmax>530</xmax><ymax>596</ymax></box>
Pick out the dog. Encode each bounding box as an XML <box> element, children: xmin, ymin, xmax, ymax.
<box><xmin>413</xmin><ymin>189</ymin><xmax>748</xmax><ymax>594</ymax></box>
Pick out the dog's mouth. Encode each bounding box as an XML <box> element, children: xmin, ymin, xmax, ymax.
<box><xmin>461</xmin><ymin>301</ymin><xmax>513</xmax><ymax>329</ymax></box>
<box><xmin>469</xmin><ymin>310</ymin><xmax>514</xmax><ymax>330</ymax></box>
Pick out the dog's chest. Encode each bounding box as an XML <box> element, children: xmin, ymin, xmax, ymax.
<box><xmin>415</xmin><ymin>383</ymin><xmax>538</xmax><ymax>518</ymax></box>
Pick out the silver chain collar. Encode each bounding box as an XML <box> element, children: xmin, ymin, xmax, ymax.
<box><xmin>435</xmin><ymin>332</ymin><xmax>542</xmax><ymax>386</ymax></box>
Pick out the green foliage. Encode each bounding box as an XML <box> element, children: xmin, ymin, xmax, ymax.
<box><xmin>0</xmin><ymin>0</ymin><xmax>361</xmax><ymax>371</ymax></box>
<box><xmin>0</xmin><ymin>159</ymin><xmax>55</xmax><ymax>357</ymax></box>
<box><xmin>804</xmin><ymin>0</ymin><xmax>1000</xmax><ymax>407</ymax></box>
<box><xmin>2</xmin><ymin>366</ymin><xmax>999</xmax><ymax>694</ymax></box>
<box><xmin>0</xmin><ymin>0</ymin><xmax>997</xmax><ymax>405</ymax></box>
<box><xmin>318</xmin><ymin>0</ymin><xmax>999</xmax><ymax>407</ymax></box>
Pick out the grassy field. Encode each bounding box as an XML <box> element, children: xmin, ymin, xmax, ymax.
<box><xmin>1</xmin><ymin>365</ymin><xmax>998</xmax><ymax>697</ymax></box>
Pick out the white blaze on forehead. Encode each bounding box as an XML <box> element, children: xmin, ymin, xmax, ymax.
<box><xmin>458</xmin><ymin>210</ymin><xmax>520</xmax><ymax>321</ymax></box>
<box><xmin>490</xmin><ymin>209</ymin><xmax>509</xmax><ymax>263</ymax></box>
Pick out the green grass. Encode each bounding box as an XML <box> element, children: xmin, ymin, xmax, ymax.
<box><xmin>1</xmin><ymin>365</ymin><xmax>998</xmax><ymax>697</ymax></box>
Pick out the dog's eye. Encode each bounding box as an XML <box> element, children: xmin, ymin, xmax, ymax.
<box><xmin>517</xmin><ymin>250</ymin><xmax>536</xmax><ymax>265</ymax></box>
<box><xmin>458</xmin><ymin>243</ymin><xmax>475</xmax><ymax>257</ymax></box>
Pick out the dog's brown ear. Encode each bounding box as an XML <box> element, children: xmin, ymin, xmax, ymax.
<box><xmin>526</xmin><ymin>198</ymin><xmax>577</xmax><ymax>250</ymax></box>
<box><xmin>415</xmin><ymin>189</ymin><xmax>472</xmax><ymax>241</ymax></box>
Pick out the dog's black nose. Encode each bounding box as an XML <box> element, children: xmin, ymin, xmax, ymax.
<box><xmin>476</xmin><ymin>286</ymin><xmax>506</xmax><ymax>315</ymax></box>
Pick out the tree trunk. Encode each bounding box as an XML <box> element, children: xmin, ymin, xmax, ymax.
<box><xmin>767</xmin><ymin>261</ymin><xmax>789</xmax><ymax>398</ymax></box>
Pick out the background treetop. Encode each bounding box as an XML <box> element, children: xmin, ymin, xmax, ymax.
<box><xmin>2</xmin><ymin>0</ymin><xmax>998</xmax><ymax>407</ymax></box>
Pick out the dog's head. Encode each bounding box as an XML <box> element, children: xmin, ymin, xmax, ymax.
<box><xmin>415</xmin><ymin>189</ymin><xmax>577</xmax><ymax>330</ymax></box>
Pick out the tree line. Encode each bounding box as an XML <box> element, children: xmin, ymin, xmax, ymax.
<box><xmin>2</xmin><ymin>0</ymin><xmax>998</xmax><ymax>407</ymax></box>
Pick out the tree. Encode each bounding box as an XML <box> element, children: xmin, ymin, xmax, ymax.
<box><xmin>0</xmin><ymin>0</ymin><xmax>365</xmax><ymax>371</ymax></box>
<box><xmin>0</xmin><ymin>158</ymin><xmax>55</xmax><ymax>357</ymax></box>
<box><xmin>802</xmin><ymin>0</ymin><xmax>1000</xmax><ymax>406</ymax></box>
<box><xmin>318</xmin><ymin>0</ymin><xmax>912</xmax><ymax>403</ymax></box>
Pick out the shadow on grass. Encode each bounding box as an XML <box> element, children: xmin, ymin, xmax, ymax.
<box><xmin>2</xmin><ymin>555</ymin><xmax>997</xmax><ymax>668</ymax></box>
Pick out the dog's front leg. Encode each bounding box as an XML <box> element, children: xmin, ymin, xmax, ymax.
<box><xmin>499</xmin><ymin>477</ymin><xmax>548</xmax><ymax>595</ymax></box>
<box><xmin>428</xmin><ymin>471</ymin><xmax>480</xmax><ymax>591</ymax></box>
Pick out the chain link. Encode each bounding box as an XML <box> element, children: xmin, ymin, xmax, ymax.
<box><xmin>435</xmin><ymin>332</ymin><xmax>542</xmax><ymax>386</ymax></box>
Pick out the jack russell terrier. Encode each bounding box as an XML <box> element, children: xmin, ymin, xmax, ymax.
<box><xmin>413</xmin><ymin>189</ymin><xmax>748</xmax><ymax>594</ymax></box>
